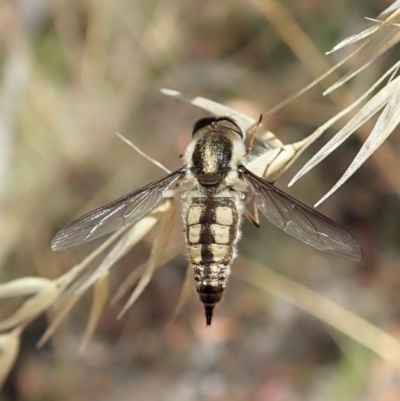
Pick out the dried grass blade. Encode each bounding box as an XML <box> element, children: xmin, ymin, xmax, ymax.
<box><xmin>38</xmin><ymin>273</ymin><xmax>96</xmax><ymax>347</ymax></box>
<box><xmin>0</xmin><ymin>327</ymin><xmax>21</xmax><ymax>388</ymax></box>
<box><xmin>235</xmin><ymin>259</ymin><xmax>400</xmax><ymax>366</ymax></box>
<box><xmin>74</xmin><ymin>214</ymin><xmax>159</xmax><ymax>295</ymax></box>
<box><xmin>379</xmin><ymin>0</ymin><xmax>400</xmax><ymax>17</ymax></box>
<box><xmin>160</xmin><ymin>88</ymin><xmax>257</xmax><ymax>130</ymax></box>
<box><xmin>261</xmin><ymin>37</ymin><xmax>375</xmax><ymax>120</ymax></box>
<box><xmin>170</xmin><ymin>263</ymin><xmax>193</xmax><ymax>323</ymax></box>
<box><xmin>161</xmin><ymin>88</ymin><xmax>282</xmax><ymax>149</ymax></box>
<box><xmin>116</xmin><ymin>132</ymin><xmax>171</xmax><ymax>174</ymax></box>
<box><xmin>248</xmin><ymin>143</ymin><xmax>307</xmax><ymax>183</ymax></box>
<box><xmin>324</xmin><ymin>30</ymin><xmax>400</xmax><ymax>95</ymax></box>
<box><xmin>286</xmin><ymin>93</ymin><xmax>377</xmax><ymax>184</ymax></box>
<box><xmin>290</xmin><ymin>74</ymin><xmax>400</xmax><ymax>188</ymax></box>
<box><xmin>254</xmin><ymin>129</ymin><xmax>284</xmax><ymax>150</ymax></box>
<box><xmin>57</xmin><ymin>224</ymin><xmax>131</xmax><ymax>291</ymax></box>
<box><xmin>0</xmin><ymin>277</ymin><xmax>55</xmax><ymax>298</ymax></box>
<box><xmin>326</xmin><ymin>25</ymin><xmax>381</xmax><ymax>55</ymax></box>
<box><xmin>316</xmin><ymin>77</ymin><xmax>400</xmax><ymax>206</ymax></box>
<box><xmin>247</xmin><ymin>148</ymin><xmax>285</xmax><ymax>180</ymax></box>
<box><xmin>53</xmin><ymin>271</ymin><xmax>95</xmax><ymax>310</ymax></box>
<box><xmin>326</xmin><ymin>7</ymin><xmax>400</xmax><ymax>54</ymax></box>
<box><xmin>38</xmin><ymin>272</ymin><xmax>97</xmax><ymax>347</ymax></box>
<box><xmin>0</xmin><ymin>278</ymin><xmax>60</xmax><ymax>331</ymax></box>
<box><xmin>79</xmin><ymin>272</ymin><xmax>109</xmax><ymax>352</ymax></box>
<box><xmin>37</xmin><ymin>292</ymin><xmax>82</xmax><ymax>347</ymax></box>
<box><xmin>251</xmin><ymin>90</ymin><xmax>370</xmax><ymax>183</ymax></box>
<box><xmin>118</xmin><ymin>199</ymin><xmax>176</xmax><ymax>317</ymax></box>
<box><xmin>111</xmin><ymin>243</ymin><xmax>185</xmax><ymax>305</ymax></box>
<box><xmin>40</xmin><ymin>204</ymin><xmax>171</xmax><ymax>346</ymax></box>
<box><xmin>324</xmin><ymin>63</ymin><xmax>373</xmax><ymax>96</ymax></box>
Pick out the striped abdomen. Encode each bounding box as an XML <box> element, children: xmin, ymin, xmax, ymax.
<box><xmin>184</xmin><ymin>196</ymin><xmax>241</xmax><ymax>325</ymax></box>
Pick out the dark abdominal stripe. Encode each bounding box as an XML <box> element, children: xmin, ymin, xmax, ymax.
<box><xmin>189</xmin><ymin>197</ymin><xmax>238</xmax><ymax>265</ymax></box>
<box><xmin>185</xmin><ymin>196</ymin><xmax>240</xmax><ymax>324</ymax></box>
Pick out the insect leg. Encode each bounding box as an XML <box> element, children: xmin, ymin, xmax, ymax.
<box><xmin>244</xmin><ymin>201</ymin><xmax>260</xmax><ymax>228</ymax></box>
<box><xmin>245</xmin><ymin>114</ymin><xmax>263</xmax><ymax>155</ymax></box>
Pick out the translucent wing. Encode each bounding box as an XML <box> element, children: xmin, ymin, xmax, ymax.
<box><xmin>241</xmin><ymin>166</ymin><xmax>362</xmax><ymax>261</ymax></box>
<box><xmin>51</xmin><ymin>168</ymin><xmax>184</xmax><ymax>251</ymax></box>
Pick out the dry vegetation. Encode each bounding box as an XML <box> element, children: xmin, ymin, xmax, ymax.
<box><xmin>1</xmin><ymin>0</ymin><xmax>400</xmax><ymax>400</ymax></box>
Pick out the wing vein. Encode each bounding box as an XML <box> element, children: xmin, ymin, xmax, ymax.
<box><xmin>241</xmin><ymin>165</ymin><xmax>362</xmax><ymax>261</ymax></box>
<box><xmin>51</xmin><ymin>168</ymin><xmax>184</xmax><ymax>251</ymax></box>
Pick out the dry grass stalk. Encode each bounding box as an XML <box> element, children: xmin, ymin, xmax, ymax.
<box><xmin>0</xmin><ymin>327</ymin><xmax>21</xmax><ymax>388</ymax></box>
<box><xmin>234</xmin><ymin>259</ymin><xmax>400</xmax><ymax>367</ymax></box>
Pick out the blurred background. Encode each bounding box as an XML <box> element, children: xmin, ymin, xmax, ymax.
<box><xmin>1</xmin><ymin>0</ymin><xmax>399</xmax><ymax>400</ymax></box>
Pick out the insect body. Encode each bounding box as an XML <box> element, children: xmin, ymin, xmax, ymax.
<box><xmin>181</xmin><ymin>117</ymin><xmax>246</xmax><ymax>324</ymax></box>
<box><xmin>51</xmin><ymin>116</ymin><xmax>362</xmax><ymax>325</ymax></box>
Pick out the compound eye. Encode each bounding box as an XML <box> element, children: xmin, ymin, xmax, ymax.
<box><xmin>192</xmin><ymin>117</ymin><xmax>217</xmax><ymax>136</ymax></box>
<box><xmin>215</xmin><ymin>117</ymin><xmax>244</xmax><ymax>140</ymax></box>
<box><xmin>192</xmin><ymin>116</ymin><xmax>244</xmax><ymax>140</ymax></box>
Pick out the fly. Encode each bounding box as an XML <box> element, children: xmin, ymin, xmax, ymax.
<box><xmin>51</xmin><ymin>116</ymin><xmax>362</xmax><ymax>325</ymax></box>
